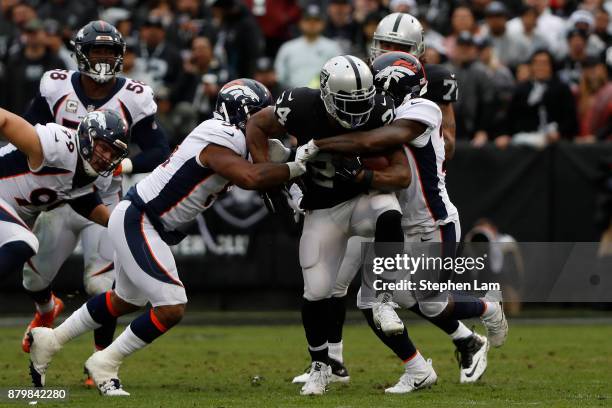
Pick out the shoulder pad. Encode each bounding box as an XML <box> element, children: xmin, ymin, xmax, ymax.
<box><xmin>118</xmin><ymin>79</ymin><xmax>157</xmax><ymax>125</ymax></box>
<box><xmin>40</xmin><ymin>70</ymin><xmax>75</xmax><ymax>111</ymax></box>
<box><xmin>192</xmin><ymin>119</ymin><xmax>246</xmax><ymax>157</ymax></box>
<box><xmin>394</xmin><ymin>98</ymin><xmax>442</xmax><ymax>128</ymax></box>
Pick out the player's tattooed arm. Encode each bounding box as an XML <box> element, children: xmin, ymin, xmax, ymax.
<box><xmin>439</xmin><ymin>103</ymin><xmax>456</xmax><ymax>160</ymax></box>
<box><xmin>0</xmin><ymin>108</ymin><xmax>44</xmax><ymax>168</ymax></box>
<box><xmin>246</xmin><ymin>107</ymin><xmax>287</xmax><ymax>163</ymax></box>
<box><xmin>314</xmin><ymin>119</ymin><xmax>427</xmax><ymax>154</ymax></box>
<box><xmin>200</xmin><ymin>144</ymin><xmax>305</xmax><ymax>190</ymax></box>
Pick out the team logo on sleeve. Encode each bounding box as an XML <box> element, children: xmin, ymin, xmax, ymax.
<box><xmin>66</xmin><ymin>100</ymin><xmax>79</xmax><ymax>113</ymax></box>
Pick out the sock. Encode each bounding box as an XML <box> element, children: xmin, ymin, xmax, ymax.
<box><xmin>129</xmin><ymin>309</ymin><xmax>167</xmax><ymax>343</ymax></box>
<box><xmin>408</xmin><ymin>304</ymin><xmax>460</xmax><ymax>335</ymax></box>
<box><xmin>302</xmin><ymin>298</ymin><xmax>330</xmax><ymax>363</ymax></box>
<box><xmin>54</xmin><ymin>304</ymin><xmax>100</xmax><ymax>345</ymax></box>
<box><xmin>24</xmin><ymin>286</ymin><xmax>53</xmax><ymax>312</ymax></box>
<box><xmin>328</xmin><ymin>341</ymin><xmax>343</xmax><ymax>363</ymax></box>
<box><xmin>450</xmin><ymin>293</ymin><xmax>485</xmax><ymax>319</ymax></box>
<box><xmin>327</xmin><ymin>296</ymin><xmax>346</xmax><ymax>344</ymax></box>
<box><xmin>102</xmin><ymin>326</ymin><xmax>148</xmax><ymax>363</ymax></box>
<box><xmin>0</xmin><ymin>241</ymin><xmax>34</xmax><ymax>276</ymax></box>
<box><xmin>403</xmin><ymin>350</ymin><xmax>427</xmax><ymax>371</ymax></box>
<box><xmin>93</xmin><ymin>318</ymin><xmax>117</xmax><ymax>350</ymax></box>
<box><xmin>362</xmin><ymin>308</ymin><xmax>416</xmax><ymax>361</ymax></box>
<box><xmin>374</xmin><ymin>210</ymin><xmax>404</xmax><ymax>297</ymax></box>
<box><xmin>450</xmin><ymin>321</ymin><xmax>473</xmax><ymax>340</ymax></box>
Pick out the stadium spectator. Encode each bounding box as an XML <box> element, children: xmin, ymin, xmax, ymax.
<box><xmin>351</xmin><ymin>10</ymin><xmax>386</xmax><ymax>60</ymax></box>
<box><xmin>500</xmin><ymin>49</ymin><xmax>578</xmax><ymax>147</ymax></box>
<box><xmin>507</xmin><ymin>5</ymin><xmax>550</xmax><ymax>57</ymax></box>
<box><xmin>567</xmin><ymin>9</ymin><xmax>606</xmax><ymax>58</ymax></box>
<box><xmin>442</xmin><ymin>4</ymin><xmax>480</xmax><ymax>61</ymax></box>
<box><xmin>446</xmin><ymin>31</ymin><xmax>496</xmax><ymax>145</ymax></box>
<box><xmin>174</xmin><ymin>0</ymin><xmax>216</xmax><ymax>50</ymax></box>
<box><xmin>577</xmin><ymin>57</ymin><xmax>612</xmax><ymax>140</ymax></box>
<box><xmin>171</xmin><ymin>36</ymin><xmax>229</xmax><ymax>123</ymax></box>
<box><xmin>593</xmin><ymin>8</ymin><xmax>610</xmax><ymax>45</ymax></box>
<box><xmin>559</xmin><ymin>28</ymin><xmax>590</xmax><ymax>93</ymax></box>
<box><xmin>6</xmin><ymin>18</ymin><xmax>65</xmax><ymax>114</ymax></box>
<box><xmin>478</xmin><ymin>37</ymin><xmax>516</xmax><ymax>137</ymax></box>
<box><xmin>244</xmin><ymin>0</ymin><xmax>301</xmax><ymax>58</ymax></box>
<box><xmin>506</xmin><ymin>0</ymin><xmax>566</xmax><ymax>56</ymax></box>
<box><xmin>37</xmin><ymin>0</ymin><xmax>96</xmax><ymax>33</ymax></box>
<box><xmin>43</xmin><ymin>19</ymin><xmax>76</xmax><ymax>71</ymax></box>
<box><xmin>324</xmin><ymin>0</ymin><xmax>360</xmax><ymax>54</ymax></box>
<box><xmin>137</xmin><ymin>14</ymin><xmax>183</xmax><ymax>92</ymax></box>
<box><xmin>211</xmin><ymin>0</ymin><xmax>264</xmax><ymax>79</ymax></box>
<box><xmin>121</xmin><ymin>41</ymin><xmax>155</xmax><ymax>86</ymax></box>
<box><xmin>253</xmin><ymin>56</ymin><xmax>282</xmax><ymax>98</ymax></box>
<box><xmin>352</xmin><ymin>0</ymin><xmax>383</xmax><ymax>25</ymax></box>
<box><xmin>480</xmin><ymin>1</ymin><xmax>530</xmax><ymax>69</ymax></box>
<box><xmin>274</xmin><ymin>4</ymin><xmax>342</xmax><ymax>89</ymax></box>
<box><xmin>388</xmin><ymin>0</ymin><xmax>416</xmax><ymax>14</ymax></box>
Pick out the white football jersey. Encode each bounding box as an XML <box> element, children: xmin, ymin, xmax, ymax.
<box><xmin>135</xmin><ymin>118</ymin><xmax>246</xmax><ymax>232</ymax></box>
<box><xmin>395</xmin><ymin>98</ymin><xmax>458</xmax><ymax>232</ymax></box>
<box><xmin>0</xmin><ymin>123</ymin><xmax>111</xmax><ymax>221</ymax></box>
<box><xmin>39</xmin><ymin>69</ymin><xmax>157</xmax><ymax>204</ymax></box>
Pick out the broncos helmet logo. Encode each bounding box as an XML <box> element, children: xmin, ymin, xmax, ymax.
<box><xmin>374</xmin><ymin>64</ymin><xmax>416</xmax><ymax>91</ymax></box>
<box><xmin>223</xmin><ymin>84</ymin><xmax>260</xmax><ymax>103</ymax></box>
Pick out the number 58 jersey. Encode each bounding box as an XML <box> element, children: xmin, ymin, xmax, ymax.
<box><xmin>0</xmin><ymin>122</ymin><xmax>111</xmax><ymax>222</ymax></box>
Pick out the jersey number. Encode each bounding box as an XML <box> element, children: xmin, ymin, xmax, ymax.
<box><xmin>15</xmin><ymin>188</ymin><xmax>58</xmax><ymax>207</ymax></box>
<box><xmin>442</xmin><ymin>79</ymin><xmax>458</xmax><ymax>101</ymax></box>
<box><xmin>276</xmin><ymin>107</ymin><xmax>291</xmax><ymax>126</ymax></box>
<box><xmin>381</xmin><ymin>108</ymin><xmax>394</xmax><ymax>124</ymax></box>
<box><xmin>126</xmin><ymin>81</ymin><xmax>145</xmax><ymax>94</ymax></box>
<box><xmin>50</xmin><ymin>70</ymin><xmax>68</xmax><ymax>80</ymax></box>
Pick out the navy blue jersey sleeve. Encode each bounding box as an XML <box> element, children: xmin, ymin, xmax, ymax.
<box><xmin>67</xmin><ymin>191</ymin><xmax>103</xmax><ymax>219</ymax></box>
<box><xmin>129</xmin><ymin>115</ymin><xmax>171</xmax><ymax>173</ymax></box>
<box><xmin>23</xmin><ymin>93</ymin><xmax>54</xmax><ymax>125</ymax></box>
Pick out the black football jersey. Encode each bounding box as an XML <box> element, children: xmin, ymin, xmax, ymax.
<box><xmin>274</xmin><ymin>87</ymin><xmax>395</xmax><ymax>210</ymax></box>
<box><xmin>424</xmin><ymin>64</ymin><xmax>459</xmax><ymax>104</ymax></box>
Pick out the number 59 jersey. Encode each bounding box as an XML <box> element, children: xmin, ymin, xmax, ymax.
<box><xmin>0</xmin><ymin>122</ymin><xmax>111</xmax><ymax>221</ymax></box>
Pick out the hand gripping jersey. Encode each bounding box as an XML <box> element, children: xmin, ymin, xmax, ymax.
<box><xmin>38</xmin><ymin>69</ymin><xmax>157</xmax><ymax>203</ymax></box>
<box><xmin>0</xmin><ymin>122</ymin><xmax>111</xmax><ymax>221</ymax></box>
<box><xmin>395</xmin><ymin>98</ymin><xmax>458</xmax><ymax>232</ymax></box>
<box><xmin>127</xmin><ymin>118</ymin><xmax>242</xmax><ymax>242</ymax></box>
<box><xmin>274</xmin><ymin>87</ymin><xmax>395</xmax><ymax>210</ymax></box>
<box><xmin>423</xmin><ymin>64</ymin><xmax>459</xmax><ymax>105</ymax></box>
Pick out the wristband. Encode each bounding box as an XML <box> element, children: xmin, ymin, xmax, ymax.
<box><xmin>359</xmin><ymin>169</ymin><xmax>374</xmax><ymax>192</ymax></box>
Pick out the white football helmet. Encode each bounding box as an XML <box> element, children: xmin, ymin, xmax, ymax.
<box><xmin>371</xmin><ymin>12</ymin><xmax>425</xmax><ymax>60</ymax></box>
<box><xmin>320</xmin><ymin>55</ymin><xmax>376</xmax><ymax>129</ymax></box>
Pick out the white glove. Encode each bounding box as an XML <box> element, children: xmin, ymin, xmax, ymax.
<box><xmin>267</xmin><ymin>138</ymin><xmax>291</xmax><ymax>163</ymax></box>
<box><xmin>287</xmin><ymin>183</ymin><xmax>305</xmax><ymax>222</ymax></box>
<box><xmin>295</xmin><ymin>139</ymin><xmax>319</xmax><ymax>162</ymax></box>
<box><xmin>286</xmin><ymin>161</ymin><xmax>307</xmax><ymax>179</ymax></box>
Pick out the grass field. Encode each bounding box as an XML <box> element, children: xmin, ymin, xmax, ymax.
<box><xmin>0</xmin><ymin>319</ymin><xmax>610</xmax><ymax>407</ymax></box>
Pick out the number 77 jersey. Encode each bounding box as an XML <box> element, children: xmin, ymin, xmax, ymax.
<box><xmin>0</xmin><ymin>122</ymin><xmax>111</xmax><ymax>222</ymax></box>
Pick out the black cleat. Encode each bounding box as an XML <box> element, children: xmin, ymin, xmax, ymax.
<box><xmin>454</xmin><ymin>331</ymin><xmax>489</xmax><ymax>383</ymax></box>
<box><xmin>329</xmin><ymin>358</ymin><xmax>350</xmax><ymax>383</ymax></box>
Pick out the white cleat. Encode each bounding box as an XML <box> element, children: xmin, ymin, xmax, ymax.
<box><xmin>454</xmin><ymin>332</ymin><xmax>489</xmax><ymax>383</ymax></box>
<box><xmin>84</xmin><ymin>352</ymin><xmax>130</xmax><ymax>396</ymax></box>
<box><xmin>373</xmin><ymin>298</ymin><xmax>404</xmax><ymax>336</ymax></box>
<box><xmin>481</xmin><ymin>302</ymin><xmax>508</xmax><ymax>347</ymax></box>
<box><xmin>28</xmin><ymin>327</ymin><xmax>61</xmax><ymax>387</ymax></box>
<box><xmin>300</xmin><ymin>362</ymin><xmax>331</xmax><ymax>395</ymax></box>
<box><xmin>385</xmin><ymin>359</ymin><xmax>437</xmax><ymax>394</ymax></box>
<box><xmin>292</xmin><ymin>358</ymin><xmax>349</xmax><ymax>384</ymax></box>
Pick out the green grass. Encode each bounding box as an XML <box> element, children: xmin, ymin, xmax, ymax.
<box><xmin>0</xmin><ymin>321</ymin><xmax>610</xmax><ymax>407</ymax></box>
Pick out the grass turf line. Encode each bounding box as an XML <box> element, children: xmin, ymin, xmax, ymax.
<box><xmin>0</xmin><ymin>323</ymin><xmax>610</xmax><ymax>407</ymax></box>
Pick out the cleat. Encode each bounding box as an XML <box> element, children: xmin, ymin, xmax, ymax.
<box><xmin>85</xmin><ymin>352</ymin><xmax>130</xmax><ymax>396</ymax></box>
<box><xmin>373</xmin><ymin>294</ymin><xmax>404</xmax><ymax>336</ymax></box>
<box><xmin>481</xmin><ymin>301</ymin><xmax>508</xmax><ymax>347</ymax></box>
<box><xmin>28</xmin><ymin>327</ymin><xmax>61</xmax><ymax>387</ymax></box>
<box><xmin>300</xmin><ymin>361</ymin><xmax>331</xmax><ymax>395</ymax></box>
<box><xmin>292</xmin><ymin>358</ymin><xmax>349</xmax><ymax>384</ymax></box>
<box><xmin>22</xmin><ymin>295</ymin><xmax>64</xmax><ymax>353</ymax></box>
<box><xmin>385</xmin><ymin>358</ymin><xmax>437</xmax><ymax>394</ymax></box>
<box><xmin>454</xmin><ymin>332</ymin><xmax>489</xmax><ymax>383</ymax></box>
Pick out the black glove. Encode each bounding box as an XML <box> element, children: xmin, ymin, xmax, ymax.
<box><xmin>333</xmin><ymin>156</ymin><xmax>363</xmax><ymax>183</ymax></box>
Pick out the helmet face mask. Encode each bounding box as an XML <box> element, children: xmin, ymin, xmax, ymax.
<box><xmin>370</xmin><ymin>12</ymin><xmax>425</xmax><ymax>61</ymax></box>
<box><xmin>77</xmin><ymin>110</ymin><xmax>129</xmax><ymax>177</ymax></box>
<box><xmin>73</xmin><ymin>21</ymin><xmax>126</xmax><ymax>84</ymax></box>
<box><xmin>214</xmin><ymin>79</ymin><xmax>273</xmax><ymax>131</ymax></box>
<box><xmin>320</xmin><ymin>56</ymin><xmax>376</xmax><ymax>129</ymax></box>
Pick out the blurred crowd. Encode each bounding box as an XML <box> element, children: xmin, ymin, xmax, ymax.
<box><xmin>0</xmin><ymin>0</ymin><xmax>611</xmax><ymax>146</ymax></box>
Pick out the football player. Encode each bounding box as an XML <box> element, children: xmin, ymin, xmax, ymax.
<box><xmin>20</xmin><ymin>20</ymin><xmax>170</xmax><ymax>362</ymax></box>
<box><xmin>27</xmin><ymin>79</ymin><xmax>309</xmax><ymax>396</ymax></box>
<box><xmin>293</xmin><ymin>13</ymin><xmax>484</xmax><ymax>389</ymax></box>
<box><xmin>298</xmin><ymin>52</ymin><xmax>509</xmax><ymax>391</ymax></box>
<box><xmin>246</xmin><ymin>55</ymin><xmax>432</xmax><ymax>395</ymax></box>
<box><xmin>0</xmin><ymin>108</ymin><xmax>128</xmax><ymax>281</ymax></box>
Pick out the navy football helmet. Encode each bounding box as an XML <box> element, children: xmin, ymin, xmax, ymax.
<box><xmin>214</xmin><ymin>79</ymin><xmax>273</xmax><ymax>131</ymax></box>
<box><xmin>76</xmin><ymin>110</ymin><xmax>129</xmax><ymax>177</ymax></box>
<box><xmin>72</xmin><ymin>20</ymin><xmax>126</xmax><ymax>83</ymax></box>
<box><xmin>371</xmin><ymin>51</ymin><xmax>427</xmax><ymax>105</ymax></box>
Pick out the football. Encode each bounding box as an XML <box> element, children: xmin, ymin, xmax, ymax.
<box><xmin>361</xmin><ymin>155</ymin><xmax>390</xmax><ymax>170</ymax></box>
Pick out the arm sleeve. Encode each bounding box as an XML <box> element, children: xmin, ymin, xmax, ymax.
<box><xmin>67</xmin><ymin>191</ymin><xmax>103</xmax><ymax>219</ymax></box>
<box><xmin>23</xmin><ymin>93</ymin><xmax>54</xmax><ymax>125</ymax></box>
<box><xmin>129</xmin><ymin>115</ymin><xmax>171</xmax><ymax>173</ymax></box>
